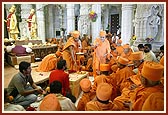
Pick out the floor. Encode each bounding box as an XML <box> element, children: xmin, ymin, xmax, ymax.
<box><xmin>3</xmin><ymin>61</ymin><xmax>41</xmax><ymax>88</ymax></box>
<box><xmin>3</xmin><ymin>61</ymin><xmax>94</xmax><ymax>107</ymax></box>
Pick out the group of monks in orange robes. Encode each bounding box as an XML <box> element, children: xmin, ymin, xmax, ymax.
<box><xmin>34</xmin><ymin>29</ymin><xmax>164</xmax><ymax>111</ymax></box>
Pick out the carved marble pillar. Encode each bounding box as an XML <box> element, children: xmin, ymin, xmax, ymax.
<box><xmin>78</xmin><ymin>4</ymin><xmax>90</xmax><ymax>36</ymax></box>
<box><xmin>36</xmin><ymin>4</ymin><xmax>45</xmax><ymax>43</ymax></box>
<box><xmin>121</xmin><ymin>4</ymin><xmax>135</xmax><ymax>45</ymax></box>
<box><xmin>66</xmin><ymin>4</ymin><xmax>75</xmax><ymax>34</ymax></box>
<box><xmin>47</xmin><ymin>5</ymin><xmax>55</xmax><ymax>38</ymax></box>
<box><xmin>20</xmin><ymin>4</ymin><xmax>33</xmax><ymax>39</ymax></box>
<box><xmin>91</xmin><ymin>4</ymin><xmax>101</xmax><ymax>43</ymax></box>
<box><xmin>103</xmin><ymin>5</ymin><xmax>109</xmax><ymax>31</ymax></box>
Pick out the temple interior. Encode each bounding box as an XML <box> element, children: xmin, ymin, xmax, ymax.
<box><xmin>3</xmin><ymin>2</ymin><xmax>165</xmax><ymax>112</ymax></box>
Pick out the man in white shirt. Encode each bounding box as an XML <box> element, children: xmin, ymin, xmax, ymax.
<box><xmin>143</xmin><ymin>44</ymin><xmax>158</xmax><ymax>62</ymax></box>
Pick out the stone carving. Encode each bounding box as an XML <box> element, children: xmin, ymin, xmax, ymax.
<box><xmin>147</xmin><ymin>5</ymin><xmax>161</xmax><ymax>39</ymax></box>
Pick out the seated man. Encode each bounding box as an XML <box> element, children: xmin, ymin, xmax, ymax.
<box><xmin>49</xmin><ymin>59</ymin><xmax>72</xmax><ymax>97</ymax></box>
<box><xmin>7</xmin><ymin>61</ymin><xmax>45</xmax><ymax>108</ymax></box>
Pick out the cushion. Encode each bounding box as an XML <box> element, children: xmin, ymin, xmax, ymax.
<box><xmin>12</xmin><ymin>45</ymin><xmax>27</xmax><ymax>56</ymax></box>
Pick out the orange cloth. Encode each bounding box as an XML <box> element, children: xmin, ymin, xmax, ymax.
<box><xmin>100</xmin><ymin>64</ymin><xmax>110</xmax><ymax>71</ymax></box>
<box><xmin>36</xmin><ymin>54</ymin><xmax>58</xmax><ymax>72</ymax></box>
<box><xmin>130</xmin><ymin>51</ymin><xmax>144</xmax><ymax>60</ymax></box>
<box><xmin>141</xmin><ymin>61</ymin><xmax>164</xmax><ymax>81</ymax></box>
<box><xmin>131</xmin><ymin>84</ymin><xmax>164</xmax><ymax>111</ymax></box>
<box><xmin>113</xmin><ymin>88</ymin><xmax>135</xmax><ymax>110</ymax></box>
<box><xmin>115</xmin><ymin>46</ymin><xmax>124</xmax><ymax>56</ymax></box>
<box><xmin>82</xmin><ymin>39</ymin><xmax>89</xmax><ymax>50</ymax></box>
<box><xmin>80</xmin><ymin>78</ymin><xmax>91</xmax><ymax>92</ymax></box>
<box><xmin>96</xmin><ymin>83</ymin><xmax>112</xmax><ymax>101</ymax></box>
<box><xmin>39</xmin><ymin>94</ymin><xmax>61</xmax><ymax>111</ymax></box>
<box><xmin>93</xmin><ymin>38</ymin><xmax>111</xmax><ymax>77</ymax></box>
<box><xmin>142</xmin><ymin>92</ymin><xmax>164</xmax><ymax>111</ymax></box>
<box><xmin>136</xmin><ymin>62</ymin><xmax>144</xmax><ymax>75</ymax></box>
<box><xmin>85</xmin><ymin>57</ymin><xmax>93</xmax><ymax>71</ymax></box>
<box><xmin>55</xmin><ymin>51</ymin><xmax>62</xmax><ymax>57</ymax></box>
<box><xmin>91</xmin><ymin>74</ymin><xmax>108</xmax><ymax>92</ymax></box>
<box><xmin>115</xmin><ymin>66</ymin><xmax>135</xmax><ymax>92</ymax></box>
<box><xmin>121</xmin><ymin>45</ymin><xmax>133</xmax><ymax>61</ymax></box>
<box><xmin>118</xmin><ymin>56</ymin><xmax>129</xmax><ymax>65</ymax></box>
<box><xmin>99</xmin><ymin>30</ymin><xmax>106</xmax><ymax>37</ymax></box>
<box><xmin>62</xmin><ymin>37</ymin><xmax>78</xmax><ymax>70</ymax></box>
<box><xmin>85</xmin><ymin>101</ymin><xmax>116</xmax><ymax>111</ymax></box>
<box><xmin>77</xmin><ymin>91</ymin><xmax>95</xmax><ymax>111</ymax></box>
<box><xmin>129</xmin><ymin>74</ymin><xmax>141</xmax><ymax>86</ymax></box>
<box><xmin>122</xmin><ymin>44</ymin><xmax>130</xmax><ymax>49</ymax></box>
<box><xmin>72</xmin><ymin>31</ymin><xmax>80</xmax><ymax>38</ymax></box>
<box><xmin>160</xmin><ymin>56</ymin><xmax>164</xmax><ymax>66</ymax></box>
<box><xmin>111</xmin><ymin>64</ymin><xmax>118</xmax><ymax>73</ymax></box>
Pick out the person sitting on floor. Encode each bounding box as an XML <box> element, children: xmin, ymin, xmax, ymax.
<box><xmin>49</xmin><ymin>59</ymin><xmax>76</xmax><ymax>103</ymax></box>
<box><xmin>77</xmin><ymin>78</ymin><xmax>95</xmax><ymax>111</ymax></box>
<box><xmin>85</xmin><ymin>83</ymin><xmax>117</xmax><ymax>111</ymax></box>
<box><xmin>7</xmin><ymin>61</ymin><xmax>45</xmax><ymax>109</ymax></box>
<box><xmin>4</xmin><ymin>88</ymin><xmax>25</xmax><ymax>111</ymax></box>
<box><xmin>50</xmin><ymin>80</ymin><xmax>77</xmax><ymax>111</ymax></box>
<box><xmin>39</xmin><ymin>93</ymin><xmax>61</xmax><ymax>111</ymax></box>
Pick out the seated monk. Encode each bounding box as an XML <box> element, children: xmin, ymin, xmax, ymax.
<box><xmin>142</xmin><ymin>92</ymin><xmax>164</xmax><ymax>111</ymax></box>
<box><xmin>35</xmin><ymin>51</ymin><xmax>62</xmax><ymax>72</ymax></box>
<box><xmin>85</xmin><ymin>83</ymin><xmax>118</xmax><ymax>111</ymax></box>
<box><xmin>77</xmin><ymin>78</ymin><xmax>95</xmax><ymax>111</ymax></box>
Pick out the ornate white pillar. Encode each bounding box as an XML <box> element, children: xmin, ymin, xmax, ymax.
<box><xmin>117</xmin><ymin>6</ymin><xmax>122</xmax><ymax>34</ymax></box>
<box><xmin>78</xmin><ymin>4</ymin><xmax>90</xmax><ymax>36</ymax></box>
<box><xmin>66</xmin><ymin>4</ymin><xmax>75</xmax><ymax>34</ymax></box>
<box><xmin>20</xmin><ymin>4</ymin><xmax>32</xmax><ymax>39</ymax></box>
<box><xmin>36</xmin><ymin>4</ymin><xmax>45</xmax><ymax>43</ymax></box>
<box><xmin>121</xmin><ymin>4</ymin><xmax>135</xmax><ymax>45</ymax></box>
<box><xmin>103</xmin><ymin>5</ymin><xmax>109</xmax><ymax>31</ymax></box>
<box><xmin>91</xmin><ymin>4</ymin><xmax>101</xmax><ymax>43</ymax></box>
<box><xmin>47</xmin><ymin>5</ymin><xmax>55</xmax><ymax>38</ymax></box>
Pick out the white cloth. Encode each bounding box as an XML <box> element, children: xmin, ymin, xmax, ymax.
<box><xmin>4</xmin><ymin>103</ymin><xmax>26</xmax><ymax>111</ymax></box>
<box><xmin>55</xmin><ymin>93</ymin><xmax>77</xmax><ymax>111</ymax></box>
<box><xmin>144</xmin><ymin>51</ymin><xmax>158</xmax><ymax>62</ymax></box>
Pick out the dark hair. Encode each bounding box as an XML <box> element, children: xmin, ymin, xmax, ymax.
<box><xmin>19</xmin><ymin>61</ymin><xmax>31</xmax><ymax>73</ymax></box>
<box><xmin>137</xmin><ymin>44</ymin><xmax>144</xmax><ymax>48</ymax></box>
<box><xmin>50</xmin><ymin>80</ymin><xmax>62</xmax><ymax>93</ymax></box>
<box><xmin>4</xmin><ymin>88</ymin><xmax>8</xmax><ymax>102</ymax></box>
<box><xmin>144</xmin><ymin>44</ymin><xmax>152</xmax><ymax>50</ymax></box>
<box><xmin>160</xmin><ymin>45</ymin><xmax>164</xmax><ymax>50</ymax></box>
<box><xmin>57</xmin><ymin>59</ymin><xmax>66</xmax><ymax>70</ymax></box>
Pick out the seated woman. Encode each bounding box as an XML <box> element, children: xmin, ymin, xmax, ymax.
<box><xmin>35</xmin><ymin>51</ymin><xmax>62</xmax><ymax>72</ymax></box>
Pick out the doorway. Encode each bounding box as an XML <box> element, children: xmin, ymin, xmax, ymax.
<box><xmin>111</xmin><ymin>14</ymin><xmax>119</xmax><ymax>34</ymax></box>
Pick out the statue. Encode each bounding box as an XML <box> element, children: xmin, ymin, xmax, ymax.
<box><xmin>5</xmin><ymin>5</ymin><xmax>19</xmax><ymax>40</ymax></box>
<box><xmin>26</xmin><ymin>9</ymin><xmax>37</xmax><ymax>39</ymax></box>
<box><xmin>148</xmin><ymin>5</ymin><xmax>161</xmax><ymax>39</ymax></box>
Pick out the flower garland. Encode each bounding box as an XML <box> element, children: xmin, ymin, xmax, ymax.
<box><xmin>89</xmin><ymin>11</ymin><xmax>98</xmax><ymax>22</ymax></box>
